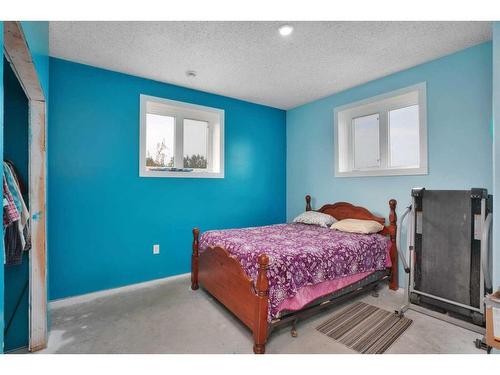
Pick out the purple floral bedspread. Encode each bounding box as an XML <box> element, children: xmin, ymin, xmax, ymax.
<box><xmin>199</xmin><ymin>223</ymin><xmax>391</xmax><ymax>321</ymax></box>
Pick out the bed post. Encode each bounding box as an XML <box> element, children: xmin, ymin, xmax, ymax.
<box><xmin>388</xmin><ymin>199</ymin><xmax>398</xmax><ymax>291</ymax></box>
<box><xmin>253</xmin><ymin>254</ymin><xmax>269</xmax><ymax>354</ymax></box>
<box><xmin>191</xmin><ymin>228</ymin><xmax>200</xmax><ymax>290</ymax></box>
<box><xmin>305</xmin><ymin>195</ymin><xmax>312</xmax><ymax>211</ymax></box>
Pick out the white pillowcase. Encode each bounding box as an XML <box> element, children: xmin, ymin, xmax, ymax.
<box><xmin>330</xmin><ymin>219</ymin><xmax>384</xmax><ymax>234</ymax></box>
<box><xmin>293</xmin><ymin>211</ymin><xmax>337</xmax><ymax>228</ymax></box>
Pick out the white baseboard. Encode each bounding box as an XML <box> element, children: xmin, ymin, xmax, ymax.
<box><xmin>49</xmin><ymin>272</ymin><xmax>191</xmax><ymax>309</ymax></box>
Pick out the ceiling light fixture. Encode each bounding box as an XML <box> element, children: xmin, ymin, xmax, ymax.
<box><xmin>186</xmin><ymin>70</ymin><xmax>197</xmax><ymax>78</ymax></box>
<box><xmin>279</xmin><ymin>25</ymin><xmax>294</xmax><ymax>36</ymax></box>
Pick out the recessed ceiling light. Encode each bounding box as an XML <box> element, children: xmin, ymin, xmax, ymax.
<box><xmin>279</xmin><ymin>25</ymin><xmax>293</xmax><ymax>36</ymax></box>
<box><xmin>186</xmin><ymin>70</ymin><xmax>197</xmax><ymax>78</ymax></box>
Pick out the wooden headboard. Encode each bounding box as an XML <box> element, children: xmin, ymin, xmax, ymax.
<box><xmin>306</xmin><ymin>195</ymin><xmax>385</xmax><ymax>225</ymax></box>
<box><xmin>305</xmin><ymin>194</ymin><xmax>398</xmax><ymax>290</ymax></box>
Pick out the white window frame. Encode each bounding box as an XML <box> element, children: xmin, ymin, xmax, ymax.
<box><xmin>139</xmin><ymin>94</ymin><xmax>225</xmax><ymax>178</ymax></box>
<box><xmin>334</xmin><ymin>82</ymin><xmax>428</xmax><ymax>177</ymax></box>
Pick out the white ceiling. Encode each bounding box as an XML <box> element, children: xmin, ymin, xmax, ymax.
<box><xmin>49</xmin><ymin>21</ymin><xmax>492</xmax><ymax>109</ymax></box>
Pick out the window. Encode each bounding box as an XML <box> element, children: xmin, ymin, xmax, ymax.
<box><xmin>334</xmin><ymin>83</ymin><xmax>427</xmax><ymax>177</ymax></box>
<box><xmin>140</xmin><ymin>95</ymin><xmax>224</xmax><ymax>178</ymax></box>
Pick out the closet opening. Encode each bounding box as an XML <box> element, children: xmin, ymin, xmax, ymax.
<box><xmin>3</xmin><ymin>55</ymin><xmax>30</xmax><ymax>352</ymax></box>
<box><xmin>3</xmin><ymin>21</ymin><xmax>48</xmax><ymax>352</ymax></box>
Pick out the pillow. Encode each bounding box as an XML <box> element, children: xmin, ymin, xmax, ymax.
<box><xmin>293</xmin><ymin>211</ymin><xmax>337</xmax><ymax>228</ymax></box>
<box><xmin>330</xmin><ymin>218</ymin><xmax>384</xmax><ymax>234</ymax></box>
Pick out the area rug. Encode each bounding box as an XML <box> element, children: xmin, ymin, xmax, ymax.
<box><xmin>316</xmin><ymin>301</ymin><xmax>412</xmax><ymax>354</ymax></box>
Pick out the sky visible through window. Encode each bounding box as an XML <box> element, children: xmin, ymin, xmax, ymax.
<box><xmin>146</xmin><ymin>114</ymin><xmax>175</xmax><ymax>167</ymax></box>
<box><xmin>389</xmin><ymin>105</ymin><xmax>420</xmax><ymax>168</ymax></box>
<box><xmin>183</xmin><ymin>119</ymin><xmax>208</xmax><ymax>162</ymax></box>
<box><xmin>353</xmin><ymin>113</ymin><xmax>380</xmax><ymax>169</ymax></box>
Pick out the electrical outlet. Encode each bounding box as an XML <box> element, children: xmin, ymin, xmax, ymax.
<box><xmin>153</xmin><ymin>244</ymin><xmax>160</xmax><ymax>255</ymax></box>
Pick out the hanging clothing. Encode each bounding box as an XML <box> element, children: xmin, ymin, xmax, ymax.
<box><xmin>3</xmin><ymin>161</ymin><xmax>30</xmax><ymax>265</ymax></box>
<box><xmin>3</xmin><ymin>178</ymin><xmax>20</xmax><ymax>227</ymax></box>
<box><xmin>4</xmin><ymin>162</ymin><xmax>30</xmax><ymax>251</ymax></box>
<box><xmin>4</xmin><ymin>221</ymin><xmax>24</xmax><ymax>266</ymax></box>
<box><xmin>4</xmin><ymin>162</ymin><xmax>23</xmax><ymax>213</ymax></box>
<box><xmin>4</xmin><ymin>160</ymin><xmax>25</xmax><ymax>194</ymax></box>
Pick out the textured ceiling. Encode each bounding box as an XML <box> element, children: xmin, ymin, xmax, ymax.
<box><xmin>49</xmin><ymin>21</ymin><xmax>492</xmax><ymax>109</ymax></box>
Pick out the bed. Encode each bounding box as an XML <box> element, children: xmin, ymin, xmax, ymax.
<box><xmin>191</xmin><ymin>195</ymin><xmax>398</xmax><ymax>354</ymax></box>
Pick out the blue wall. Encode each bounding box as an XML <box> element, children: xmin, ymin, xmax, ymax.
<box><xmin>3</xmin><ymin>58</ymin><xmax>29</xmax><ymax>187</ymax></box>
<box><xmin>287</xmin><ymin>42</ymin><xmax>493</xmax><ymax>285</ymax></box>
<box><xmin>493</xmin><ymin>23</ymin><xmax>500</xmax><ymax>291</ymax></box>
<box><xmin>48</xmin><ymin>58</ymin><xmax>286</xmax><ymax>300</ymax></box>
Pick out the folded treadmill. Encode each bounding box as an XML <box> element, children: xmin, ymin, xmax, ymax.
<box><xmin>398</xmin><ymin>188</ymin><xmax>493</xmax><ymax>329</ymax></box>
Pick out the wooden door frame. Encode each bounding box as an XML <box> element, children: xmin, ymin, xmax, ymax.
<box><xmin>3</xmin><ymin>21</ymin><xmax>47</xmax><ymax>352</ymax></box>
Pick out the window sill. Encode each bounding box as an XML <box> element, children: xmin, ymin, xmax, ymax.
<box><xmin>335</xmin><ymin>167</ymin><xmax>427</xmax><ymax>178</ymax></box>
<box><xmin>140</xmin><ymin>169</ymin><xmax>224</xmax><ymax>179</ymax></box>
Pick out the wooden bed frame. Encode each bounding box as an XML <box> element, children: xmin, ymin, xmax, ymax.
<box><xmin>191</xmin><ymin>195</ymin><xmax>398</xmax><ymax>354</ymax></box>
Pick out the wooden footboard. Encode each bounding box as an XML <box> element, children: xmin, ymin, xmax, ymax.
<box><xmin>191</xmin><ymin>228</ymin><xmax>270</xmax><ymax>354</ymax></box>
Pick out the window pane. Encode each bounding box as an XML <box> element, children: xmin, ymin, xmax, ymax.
<box><xmin>353</xmin><ymin>113</ymin><xmax>380</xmax><ymax>169</ymax></box>
<box><xmin>389</xmin><ymin>105</ymin><xmax>420</xmax><ymax>168</ymax></box>
<box><xmin>183</xmin><ymin>119</ymin><xmax>208</xmax><ymax>169</ymax></box>
<box><xmin>146</xmin><ymin>114</ymin><xmax>175</xmax><ymax>168</ymax></box>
